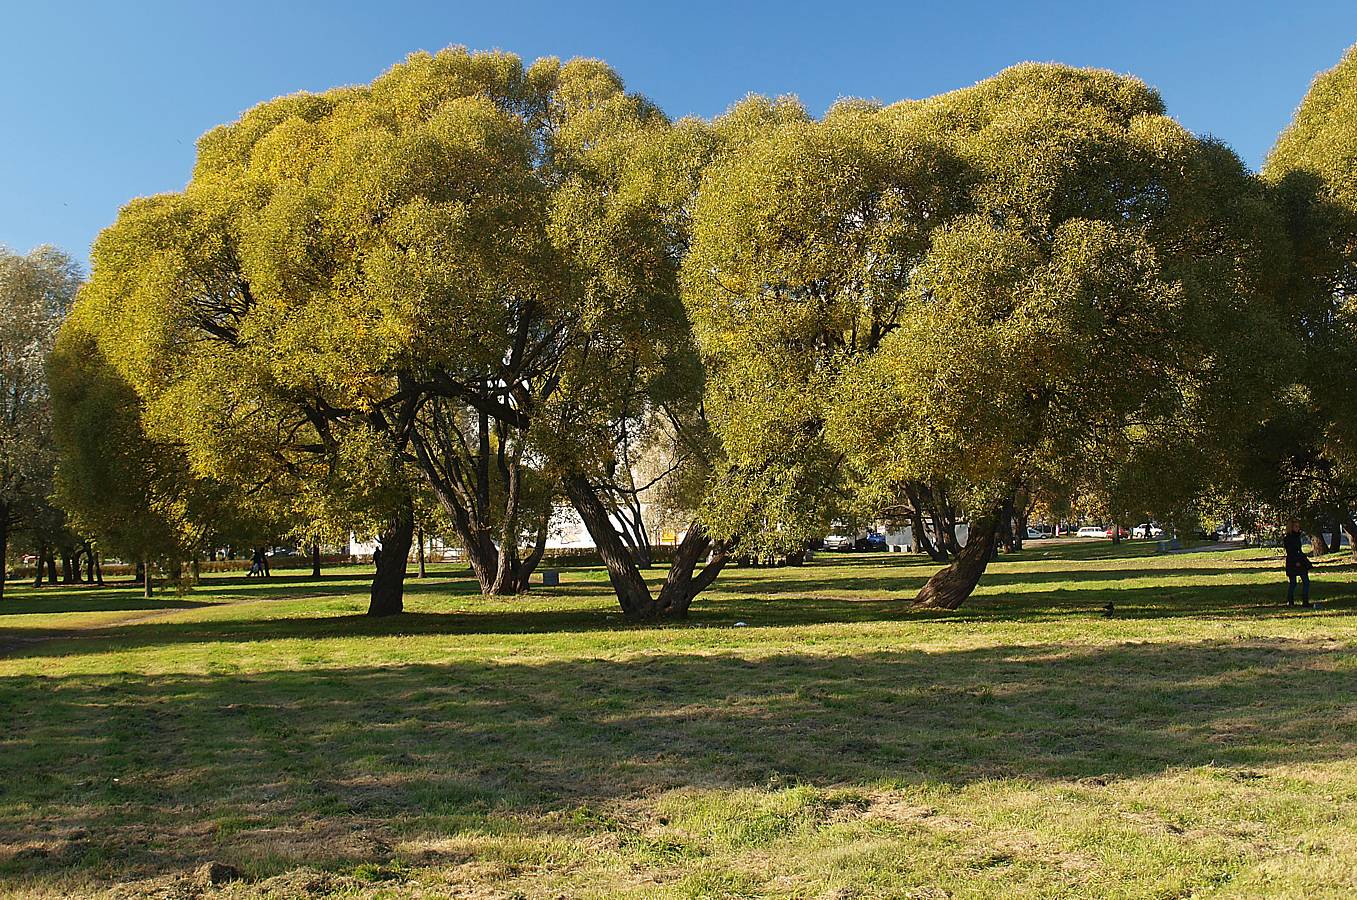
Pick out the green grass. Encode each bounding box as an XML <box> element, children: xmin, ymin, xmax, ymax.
<box><xmin>2</xmin><ymin>543</ymin><xmax>1356</xmax><ymax>898</ymax></box>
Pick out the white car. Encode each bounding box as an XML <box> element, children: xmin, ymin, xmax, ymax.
<box><xmin>1076</xmin><ymin>526</ymin><xmax>1106</xmax><ymax>538</ymax></box>
<box><xmin>822</xmin><ymin>534</ymin><xmax>855</xmax><ymax>551</ymax></box>
<box><xmin>1132</xmin><ymin>524</ymin><xmax>1165</xmax><ymax>539</ymax></box>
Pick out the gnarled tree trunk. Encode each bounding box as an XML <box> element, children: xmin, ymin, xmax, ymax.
<box><xmin>368</xmin><ymin>498</ymin><xmax>414</xmax><ymax>617</ymax></box>
<box><xmin>564</xmin><ymin>473</ymin><xmax>654</xmax><ymax>615</ymax></box>
<box><xmin>913</xmin><ymin>505</ymin><xmax>1004</xmax><ymax>610</ymax></box>
<box><xmin>564</xmin><ymin>474</ymin><xmax>726</xmax><ymax>620</ymax></box>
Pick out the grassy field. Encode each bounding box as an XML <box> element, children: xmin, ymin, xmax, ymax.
<box><xmin>2</xmin><ymin>541</ymin><xmax>1356</xmax><ymax>898</ymax></box>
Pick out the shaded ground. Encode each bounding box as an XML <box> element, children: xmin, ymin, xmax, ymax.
<box><xmin>1</xmin><ymin>544</ymin><xmax>1355</xmax><ymax>898</ymax></box>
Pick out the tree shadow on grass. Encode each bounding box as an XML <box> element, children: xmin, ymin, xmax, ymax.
<box><xmin>2</xmin><ymin>576</ymin><xmax>1354</xmax><ymax>662</ymax></box>
<box><xmin>1</xmin><ymin>637</ymin><xmax>1353</xmax><ymax>884</ymax></box>
<box><xmin>0</xmin><ymin>589</ymin><xmax>214</xmax><ymax>617</ymax></box>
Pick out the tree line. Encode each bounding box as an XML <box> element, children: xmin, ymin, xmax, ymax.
<box><xmin>4</xmin><ymin>44</ymin><xmax>1356</xmax><ymax>615</ymax></box>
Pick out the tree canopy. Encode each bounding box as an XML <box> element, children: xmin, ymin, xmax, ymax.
<box><xmin>686</xmin><ymin>64</ymin><xmax>1290</xmax><ymax>608</ymax></box>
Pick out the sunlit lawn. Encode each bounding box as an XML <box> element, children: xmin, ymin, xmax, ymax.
<box><xmin>2</xmin><ymin>542</ymin><xmax>1356</xmax><ymax>898</ymax></box>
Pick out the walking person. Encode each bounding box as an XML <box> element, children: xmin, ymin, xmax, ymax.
<box><xmin>248</xmin><ymin>547</ymin><xmax>265</xmax><ymax>578</ymax></box>
<box><xmin>1283</xmin><ymin>519</ymin><xmax>1311</xmax><ymax>607</ymax></box>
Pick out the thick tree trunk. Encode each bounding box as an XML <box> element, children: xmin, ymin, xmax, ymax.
<box><xmin>46</xmin><ymin>553</ymin><xmax>57</xmax><ymax>586</ymax></box>
<box><xmin>311</xmin><ymin>543</ymin><xmax>321</xmax><ymax>579</ymax></box>
<box><xmin>33</xmin><ymin>547</ymin><xmax>46</xmax><ymax>588</ymax></box>
<box><xmin>94</xmin><ymin>551</ymin><xmax>104</xmax><ymax>585</ymax></box>
<box><xmin>652</xmin><ymin>522</ymin><xmax>730</xmax><ymax>619</ymax></box>
<box><xmin>514</xmin><ymin>520</ymin><xmax>549</xmax><ymax>594</ymax></box>
<box><xmin>60</xmin><ymin>547</ymin><xmax>74</xmax><ymax>584</ymax></box>
<box><xmin>368</xmin><ymin>500</ymin><xmax>414</xmax><ymax>617</ymax></box>
<box><xmin>564</xmin><ymin>473</ymin><xmax>656</xmax><ymax>616</ymax></box>
<box><xmin>913</xmin><ymin>506</ymin><xmax>1003</xmax><ymax>610</ymax></box>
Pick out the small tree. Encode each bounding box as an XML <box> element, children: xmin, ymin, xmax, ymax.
<box><xmin>0</xmin><ymin>245</ymin><xmax>80</xmax><ymax>599</ymax></box>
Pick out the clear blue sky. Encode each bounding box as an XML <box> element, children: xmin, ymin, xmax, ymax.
<box><xmin>3</xmin><ymin>0</ymin><xmax>1355</xmax><ymax>270</ymax></box>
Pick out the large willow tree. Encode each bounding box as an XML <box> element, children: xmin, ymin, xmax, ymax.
<box><xmin>687</xmin><ymin>65</ymin><xmax>1289</xmax><ymax>609</ymax></box>
<box><xmin>77</xmin><ymin>47</ymin><xmax>719</xmax><ymax>617</ymax></box>
<box><xmin>1246</xmin><ymin>42</ymin><xmax>1357</xmax><ymax>553</ymax></box>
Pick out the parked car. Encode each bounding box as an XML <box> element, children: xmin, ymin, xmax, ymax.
<box><xmin>858</xmin><ymin>532</ymin><xmax>888</xmax><ymax>552</ymax></box>
<box><xmin>1132</xmin><ymin>523</ymin><xmax>1165</xmax><ymax>539</ymax></box>
<box><xmin>822</xmin><ymin>533</ymin><xmax>855</xmax><ymax>551</ymax></box>
<box><xmin>1026</xmin><ymin>527</ymin><xmax>1046</xmax><ymax>540</ymax></box>
<box><xmin>1104</xmin><ymin>525</ymin><xmax>1130</xmax><ymax>539</ymax></box>
<box><xmin>1076</xmin><ymin>526</ymin><xmax>1106</xmax><ymax>538</ymax></box>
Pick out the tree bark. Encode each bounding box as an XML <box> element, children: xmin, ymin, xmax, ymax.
<box><xmin>904</xmin><ymin>483</ymin><xmax>947</xmax><ymax>561</ymax></box>
<box><xmin>565</xmin><ymin>471</ymin><xmax>726</xmax><ymax>620</ymax></box>
<box><xmin>46</xmin><ymin>552</ymin><xmax>57</xmax><ymax>585</ymax></box>
<box><xmin>564</xmin><ymin>473</ymin><xmax>656</xmax><ymax>616</ymax></box>
<box><xmin>368</xmin><ymin>499</ymin><xmax>414</xmax><ymax>617</ymax></box>
<box><xmin>653</xmin><ymin>522</ymin><xmax>730</xmax><ymax>618</ymax></box>
<box><xmin>311</xmin><ymin>543</ymin><xmax>321</xmax><ymax>579</ymax></box>
<box><xmin>514</xmin><ymin>520</ymin><xmax>550</xmax><ymax>594</ymax></box>
<box><xmin>142</xmin><ymin>557</ymin><xmax>152</xmax><ymax>598</ymax></box>
<box><xmin>913</xmin><ymin>505</ymin><xmax>1004</xmax><ymax>610</ymax></box>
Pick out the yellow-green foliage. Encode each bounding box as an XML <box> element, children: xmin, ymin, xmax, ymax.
<box><xmin>687</xmin><ymin>63</ymin><xmax>1291</xmax><ymax>536</ymax></box>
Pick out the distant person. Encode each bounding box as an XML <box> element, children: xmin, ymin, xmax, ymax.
<box><xmin>1283</xmin><ymin>519</ymin><xmax>1311</xmax><ymax>607</ymax></box>
<box><xmin>248</xmin><ymin>547</ymin><xmax>265</xmax><ymax>578</ymax></box>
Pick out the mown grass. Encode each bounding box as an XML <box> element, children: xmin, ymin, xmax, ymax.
<box><xmin>1</xmin><ymin>542</ymin><xmax>1355</xmax><ymax>898</ymax></box>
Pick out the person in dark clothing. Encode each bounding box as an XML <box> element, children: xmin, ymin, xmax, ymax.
<box><xmin>1283</xmin><ymin>519</ymin><xmax>1311</xmax><ymax>607</ymax></box>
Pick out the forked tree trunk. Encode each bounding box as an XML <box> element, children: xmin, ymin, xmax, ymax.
<box><xmin>653</xmin><ymin>523</ymin><xmax>731</xmax><ymax>618</ymax></box>
<box><xmin>913</xmin><ymin>506</ymin><xmax>1004</xmax><ymax>610</ymax></box>
<box><xmin>564</xmin><ymin>473</ymin><xmax>726</xmax><ymax>620</ymax></box>
<box><xmin>368</xmin><ymin>500</ymin><xmax>414</xmax><ymax>617</ymax></box>
<box><xmin>514</xmin><ymin>521</ymin><xmax>550</xmax><ymax>594</ymax></box>
<box><xmin>564</xmin><ymin>473</ymin><xmax>654</xmax><ymax>615</ymax></box>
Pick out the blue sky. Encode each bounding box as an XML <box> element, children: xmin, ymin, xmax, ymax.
<box><xmin>3</xmin><ymin>1</ymin><xmax>1354</xmax><ymax>269</ymax></box>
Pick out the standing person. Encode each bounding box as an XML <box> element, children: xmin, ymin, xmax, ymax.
<box><xmin>248</xmin><ymin>547</ymin><xmax>264</xmax><ymax>578</ymax></box>
<box><xmin>1283</xmin><ymin>519</ymin><xmax>1311</xmax><ymax>607</ymax></box>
